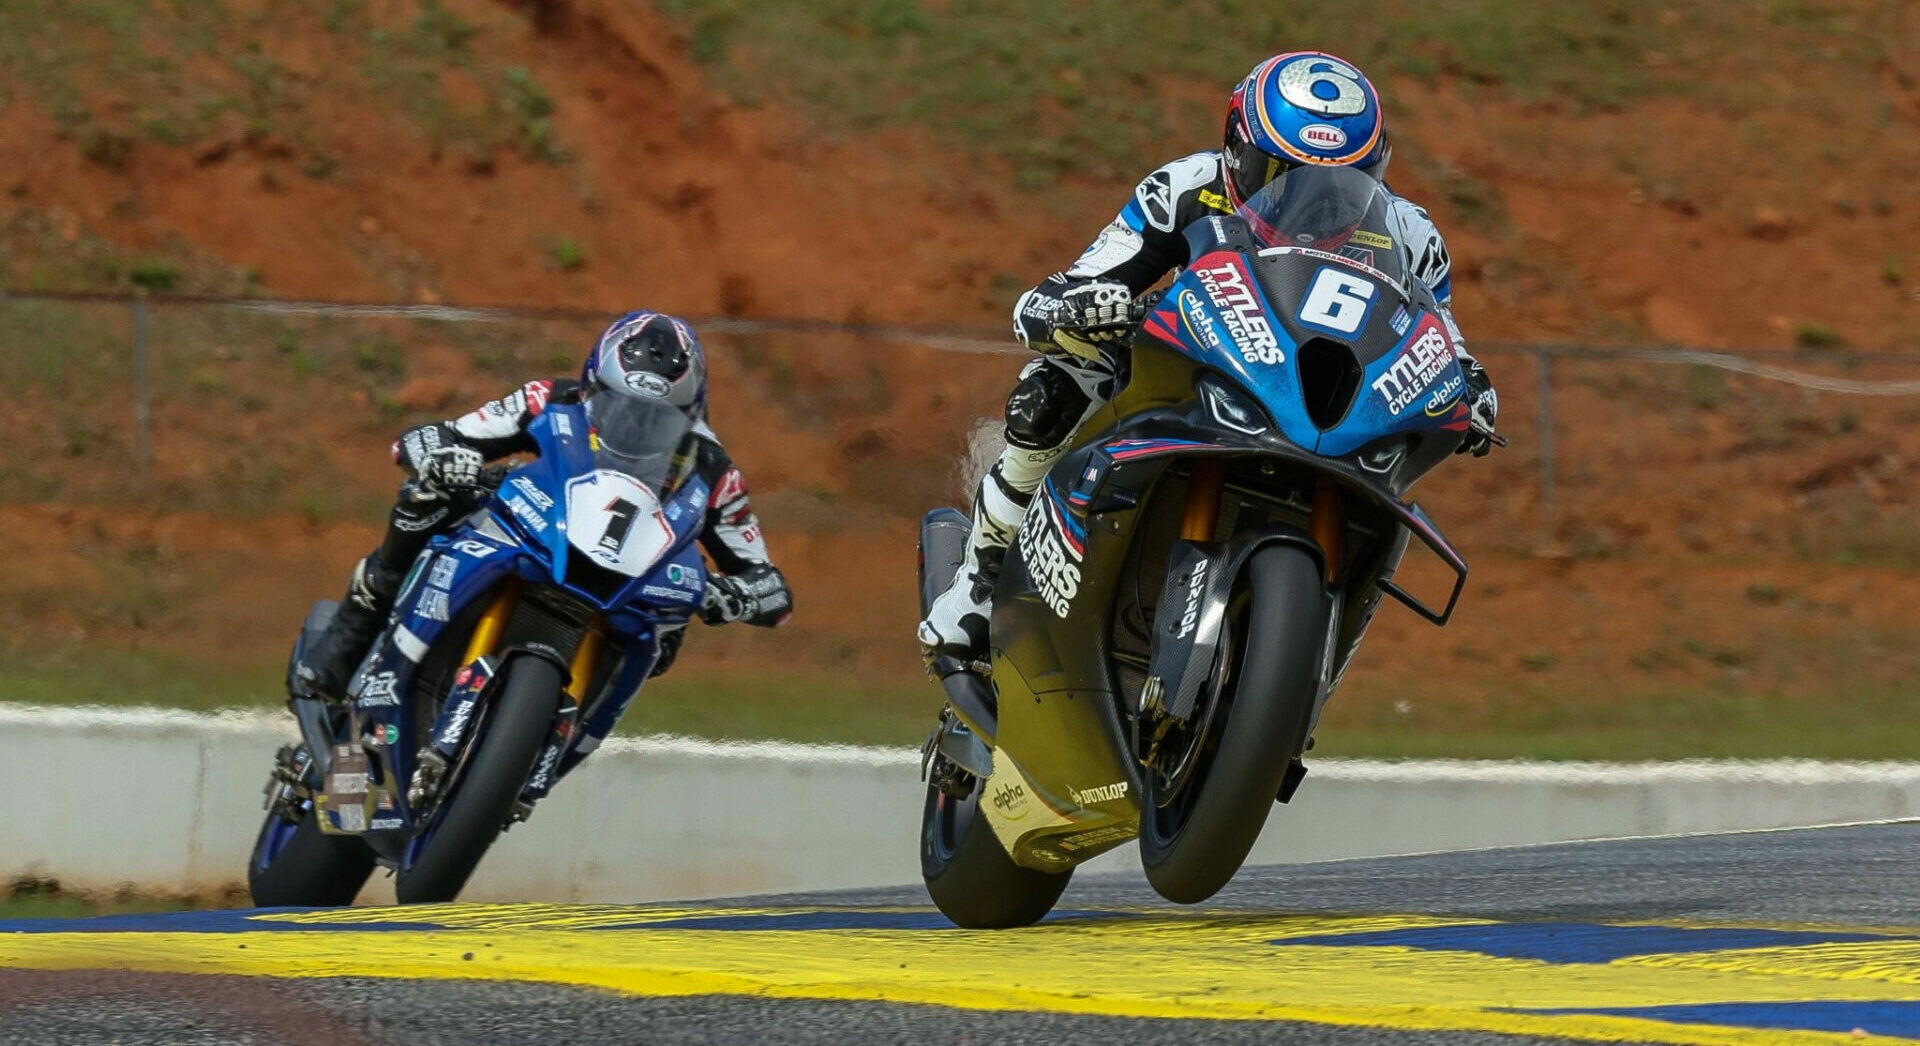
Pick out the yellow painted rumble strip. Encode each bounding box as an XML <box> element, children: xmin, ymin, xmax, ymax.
<box><xmin>4</xmin><ymin>909</ymin><xmax>1920</xmax><ymax>1045</ymax></box>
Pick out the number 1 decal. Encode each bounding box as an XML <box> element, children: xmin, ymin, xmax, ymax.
<box><xmin>598</xmin><ymin>497</ymin><xmax>639</xmax><ymax>554</ymax></box>
<box><xmin>1296</xmin><ymin>266</ymin><xmax>1378</xmax><ymax>336</ymax></box>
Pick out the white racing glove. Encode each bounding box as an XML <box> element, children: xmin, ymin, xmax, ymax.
<box><xmin>1051</xmin><ymin>281</ymin><xmax>1134</xmax><ymax>360</ymax></box>
<box><xmin>419</xmin><ymin>445</ymin><xmax>486</xmax><ymax>490</ymax></box>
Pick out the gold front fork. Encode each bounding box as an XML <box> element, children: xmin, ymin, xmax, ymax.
<box><xmin>460</xmin><ymin>578</ymin><xmax>522</xmax><ymax>666</ymax></box>
<box><xmin>566</xmin><ymin>617</ymin><xmax>606</xmax><ymax>703</ymax></box>
<box><xmin>1312</xmin><ymin>479</ymin><xmax>1344</xmax><ymax>583</ymax></box>
<box><xmin>1181</xmin><ymin>460</ymin><xmax>1226</xmax><ymax>541</ymax></box>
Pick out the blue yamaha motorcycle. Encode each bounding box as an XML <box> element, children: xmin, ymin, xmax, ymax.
<box><xmin>250</xmin><ymin>395</ymin><xmax>709</xmax><ymax>904</ymax></box>
<box><xmin>918</xmin><ymin>165</ymin><xmax>1504</xmax><ymax>926</ymax></box>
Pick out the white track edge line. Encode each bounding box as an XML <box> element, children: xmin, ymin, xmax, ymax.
<box><xmin>6</xmin><ymin>702</ymin><xmax>1920</xmax><ymax>779</ymax></box>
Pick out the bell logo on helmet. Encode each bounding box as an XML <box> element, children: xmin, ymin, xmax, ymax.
<box><xmin>1301</xmin><ymin>123</ymin><xmax>1348</xmax><ymax>149</ymax></box>
<box><xmin>624</xmin><ymin>372</ymin><xmax>673</xmax><ymax>397</ymax></box>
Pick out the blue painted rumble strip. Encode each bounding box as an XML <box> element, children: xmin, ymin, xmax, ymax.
<box><xmin>619</xmin><ymin>909</ymin><xmax>1135</xmax><ymax>933</ymax></box>
<box><xmin>0</xmin><ymin>909</ymin><xmax>447</xmax><ymax>935</ymax></box>
<box><xmin>1509</xmin><ymin>1000</ymin><xmax>1920</xmax><ymax>1038</ymax></box>
<box><xmin>1273</xmin><ymin>921</ymin><xmax>1903</xmax><ymax>964</ymax></box>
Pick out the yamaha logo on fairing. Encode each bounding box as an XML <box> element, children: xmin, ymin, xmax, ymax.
<box><xmin>510</xmin><ymin>476</ymin><xmax>554</xmax><ymax>511</ymax></box>
<box><xmin>1018</xmin><ymin>494</ymin><xmax>1083</xmax><ymax>619</ymax></box>
<box><xmin>1372</xmin><ymin>320</ymin><xmax>1454</xmax><ymax>416</ymax></box>
<box><xmin>1174</xmin><ymin>559</ymin><xmax>1209</xmax><ymax>640</ymax></box>
<box><xmin>1194</xmin><ymin>260</ymin><xmax>1284</xmax><ymax>365</ymax></box>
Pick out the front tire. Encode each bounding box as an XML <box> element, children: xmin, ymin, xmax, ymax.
<box><xmin>1139</xmin><ymin>544</ymin><xmax>1325</xmax><ymax>904</ymax></box>
<box><xmin>248</xmin><ymin>798</ymin><xmax>376</xmax><ymax>908</ymax></box>
<box><xmin>921</xmin><ymin>779</ymin><xmax>1071</xmax><ymax>928</ymax></box>
<box><xmin>395</xmin><ymin>656</ymin><xmax>561</xmax><ymax>904</ymax></box>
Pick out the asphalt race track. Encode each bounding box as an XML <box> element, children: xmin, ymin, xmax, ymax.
<box><xmin>4</xmin><ymin>822</ymin><xmax>1919</xmax><ymax>1045</ymax></box>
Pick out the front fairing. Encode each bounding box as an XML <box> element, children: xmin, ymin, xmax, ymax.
<box><xmin>492</xmin><ymin>404</ymin><xmax>710</xmax><ymax>614</ymax></box>
<box><xmin>1143</xmin><ymin>227</ymin><xmax>1469</xmax><ymax>494</ymax></box>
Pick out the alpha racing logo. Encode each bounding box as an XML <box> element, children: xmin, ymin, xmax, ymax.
<box><xmin>1177</xmin><ymin>290</ymin><xmax>1221</xmax><ymax>352</ymax></box>
<box><xmin>1018</xmin><ymin>492</ymin><xmax>1083</xmax><ymax>619</ymax></box>
<box><xmin>1372</xmin><ymin>319</ymin><xmax>1455</xmax><ymax>416</ymax></box>
<box><xmin>1193</xmin><ymin>260</ymin><xmax>1284</xmax><ymax>365</ymax></box>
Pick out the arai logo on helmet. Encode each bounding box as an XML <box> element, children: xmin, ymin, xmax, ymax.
<box><xmin>624</xmin><ymin>372</ymin><xmax>673</xmax><ymax>397</ymax></box>
<box><xmin>1301</xmin><ymin>123</ymin><xmax>1348</xmax><ymax>150</ymax></box>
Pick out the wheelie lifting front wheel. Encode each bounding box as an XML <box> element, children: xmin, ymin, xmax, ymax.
<box><xmin>1138</xmin><ymin>544</ymin><xmax>1326</xmax><ymax>905</ymax></box>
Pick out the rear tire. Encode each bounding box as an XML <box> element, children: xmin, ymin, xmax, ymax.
<box><xmin>920</xmin><ymin>779</ymin><xmax>1072</xmax><ymax>928</ymax></box>
<box><xmin>1139</xmin><ymin>544</ymin><xmax>1325</xmax><ymax>904</ymax></box>
<box><xmin>395</xmin><ymin>657</ymin><xmax>561</xmax><ymax>904</ymax></box>
<box><xmin>247</xmin><ymin>799</ymin><xmax>376</xmax><ymax>908</ymax></box>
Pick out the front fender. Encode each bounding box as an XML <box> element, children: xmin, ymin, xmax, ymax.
<box><xmin>1143</xmin><ymin>525</ymin><xmax>1327</xmax><ymax>723</ymax></box>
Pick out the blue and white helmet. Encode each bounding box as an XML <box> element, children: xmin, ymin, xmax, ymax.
<box><xmin>1223</xmin><ymin>51</ymin><xmax>1390</xmax><ymax>208</ymax></box>
<box><xmin>581</xmin><ymin>310</ymin><xmax>708</xmax><ymax>420</ymax></box>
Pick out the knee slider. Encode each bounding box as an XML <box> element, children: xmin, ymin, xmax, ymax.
<box><xmin>1004</xmin><ymin>365</ymin><xmax>1090</xmax><ymax>450</ymax></box>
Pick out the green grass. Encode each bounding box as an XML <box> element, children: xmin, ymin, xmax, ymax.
<box><xmin>1314</xmin><ymin>685</ymin><xmax>1920</xmax><ymax>761</ymax></box>
<box><xmin>3</xmin><ymin>876</ymin><xmax>233</xmax><ymax>919</ymax></box>
<box><xmin>8</xmin><ymin>642</ymin><xmax>1920</xmax><ymax>759</ymax></box>
<box><xmin>649</xmin><ymin>1</ymin><xmax>1901</xmax><ymax>184</ymax></box>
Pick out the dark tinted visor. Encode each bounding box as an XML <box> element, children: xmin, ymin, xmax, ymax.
<box><xmin>585</xmin><ymin>392</ymin><xmax>692</xmax><ymax>492</ymax></box>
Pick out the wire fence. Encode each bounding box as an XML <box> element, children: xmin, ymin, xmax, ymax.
<box><xmin>5</xmin><ymin>287</ymin><xmax>1919</xmax><ymax>719</ymax></box>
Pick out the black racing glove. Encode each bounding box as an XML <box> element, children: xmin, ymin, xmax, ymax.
<box><xmin>699</xmin><ymin>564</ymin><xmax>793</xmax><ymax>627</ymax></box>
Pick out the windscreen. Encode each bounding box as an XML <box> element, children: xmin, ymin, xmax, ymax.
<box><xmin>585</xmin><ymin>392</ymin><xmax>693</xmax><ymax>492</ymax></box>
<box><xmin>1235</xmin><ymin>165</ymin><xmax>1406</xmax><ymax>288</ymax></box>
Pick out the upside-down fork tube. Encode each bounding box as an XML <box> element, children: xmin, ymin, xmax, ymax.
<box><xmin>565</xmin><ymin>616</ymin><xmax>606</xmax><ymax>702</ymax></box>
<box><xmin>1182</xmin><ymin>460</ymin><xmax>1226</xmax><ymax>541</ymax></box>
<box><xmin>1312</xmin><ymin>479</ymin><xmax>1344</xmax><ymax>583</ymax></box>
<box><xmin>461</xmin><ymin>578</ymin><xmax>522</xmax><ymax>665</ymax></box>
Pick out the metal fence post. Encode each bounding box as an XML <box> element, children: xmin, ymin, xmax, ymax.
<box><xmin>1536</xmin><ymin>349</ymin><xmax>1556</xmax><ymax>536</ymax></box>
<box><xmin>133</xmin><ymin>290</ymin><xmax>151</xmax><ymax>471</ymax></box>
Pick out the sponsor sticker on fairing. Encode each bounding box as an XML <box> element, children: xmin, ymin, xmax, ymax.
<box><xmin>1371</xmin><ymin>317</ymin><xmax>1456</xmax><ymax>416</ymax></box>
<box><xmin>428</xmin><ymin>556</ymin><xmax>458</xmax><ymax>589</ymax></box>
<box><xmin>510</xmin><ymin>476</ymin><xmax>554</xmax><ymax>511</ymax></box>
<box><xmin>1068</xmin><ymin>781</ymin><xmax>1129</xmax><ymax>805</ymax></box>
<box><xmin>1017</xmin><ymin>491</ymin><xmax>1083</xmax><ymax>619</ymax></box>
<box><xmin>1177</xmin><ymin>290</ymin><xmax>1222</xmax><ymax>352</ymax></box>
<box><xmin>1192</xmin><ymin>257</ymin><xmax>1285</xmax><ymax>365</ymax></box>
<box><xmin>417</xmin><ymin>587</ymin><xmax>451</xmax><ymax>622</ymax></box>
<box><xmin>991</xmin><ymin>782</ymin><xmax>1030</xmax><ymax>819</ymax></box>
<box><xmin>356</xmin><ymin>671</ymin><xmax>401</xmax><ymax>707</ymax></box>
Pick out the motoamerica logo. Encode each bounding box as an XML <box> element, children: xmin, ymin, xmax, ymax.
<box><xmin>1018</xmin><ymin>494</ymin><xmax>1082</xmax><ymax>618</ymax></box>
<box><xmin>1372</xmin><ymin>320</ymin><xmax>1454</xmax><ymax>416</ymax></box>
<box><xmin>1069</xmin><ymin>781</ymin><xmax>1129</xmax><ymax>805</ymax></box>
<box><xmin>1193</xmin><ymin>260</ymin><xmax>1284</xmax><ymax>365</ymax></box>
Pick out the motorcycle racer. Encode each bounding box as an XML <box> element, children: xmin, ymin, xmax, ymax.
<box><xmin>294</xmin><ymin>310</ymin><xmax>792</xmax><ymax>702</ymax></box>
<box><xmin>920</xmin><ymin>51</ymin><xmax>1499</xmax><ymax>658</ymax></box>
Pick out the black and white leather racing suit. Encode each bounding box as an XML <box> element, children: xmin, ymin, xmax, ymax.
<box><xmin>295</xmin><ymin>378</ymin><xmax>790</xmax><ymax>700</ymax></box>
<box><xmin>918</xmin><ymin>149</ymin><xmax>1496</xmax><ymax>656</ymax></box>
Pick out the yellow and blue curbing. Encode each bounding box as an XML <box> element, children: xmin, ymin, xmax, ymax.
<box><xmin>5</xmin><ymin>904</ymin><xmax>1920</xmax><ymax>1043</ymax></box>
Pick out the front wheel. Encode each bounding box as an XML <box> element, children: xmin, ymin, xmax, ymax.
<box><xmin>395</xmin><ymin>656</ymin><xmax>562</xmax><ymax>904</ymax></box>
<box><xmin>920</xmin><ymin>774</ymin><xmax>1071</xmax><ymax>929</ymax></box>
<box><xmin>248</xmin><ymin>791</ymin><xmax>376</xmax><ymax>908</ymax></box>
<box><xmin>1139</xmin><ymin>544</ymin><xmax>1325</xmax><ymax>904</ymax></box>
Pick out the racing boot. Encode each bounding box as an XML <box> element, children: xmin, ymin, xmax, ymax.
<box><xmin>917</xmin><ymin>468</ymin><xmax>1029</xmax><ymax>659</ymax></box>
<box><xmin>293</xmin><ymin>554</ymin><xmax>407</xmax><ymax>701</ymax></box>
